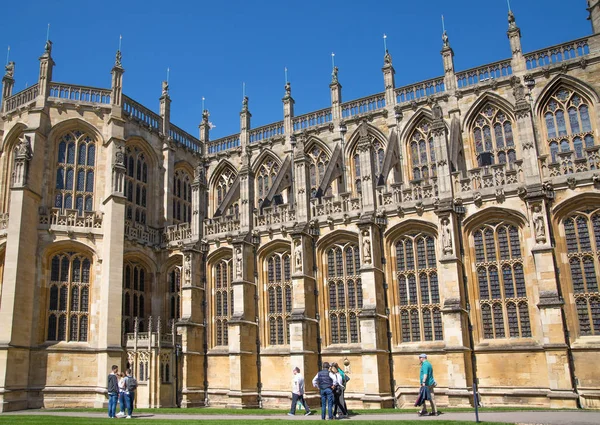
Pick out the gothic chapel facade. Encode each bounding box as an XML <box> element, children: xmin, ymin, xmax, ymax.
<box><xmin>1</xmin><ymin>1</ymin><xmax>600</xmax><ymax>412</ymax></box>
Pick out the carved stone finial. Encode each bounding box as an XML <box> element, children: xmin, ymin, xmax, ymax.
<box><xmin>4</xmin><ymin>61</ymin><xmax>15</xmax><ymax>79</ymax></box>
<box><xmin>331</xmin><ymin>66</ymin><xmax>339</xmax><ymax>84</ymax></box>
<box><xmin>284</xmin><ymin>81</ymin><xmax>291</xmax><ymax>99</ymax></box>
<box><xmin>241</xmin><ymin>95</ymin><xmax>249</xmax><ymax>112</ymax></box>
<box><xmin>202</xmin><ymin>109</ymin><xmax>209</xmax><ymax>123</ymax></box>
<box><xmin>115</xmin><ymin>50</ymin><xmax>122</xmax><ymax>67</ymax></box>
<box><xmin>508</xmin><ymin>10</ymin><xmax>517</xmax><ymax>30</ymax></box>
<box><xmin>44</xmin><ymin>40</ymin><xmax>53</xmax><ymax>55</ymax></box>
<box><xmin>162</xmin><ymin>80</ymin><xmax>169</xmax><ymax>96</ymax></box>
<box><xmin>15</xmin><ymin>135</ymin><xmax>32</xmax><ymax>160</ymax></box>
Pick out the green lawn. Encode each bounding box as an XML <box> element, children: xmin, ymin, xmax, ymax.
<box><xmin>0</xmin><ymin>417</ymin><xmax>512</xmax><ymax>425</ymax></box>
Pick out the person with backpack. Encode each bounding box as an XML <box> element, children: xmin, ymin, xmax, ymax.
<box><xmin>124</xmin><ymin>368</ymin><xmax>138</xmax><ymax>418</ymax></box>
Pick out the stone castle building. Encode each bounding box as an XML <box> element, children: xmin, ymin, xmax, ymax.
<box><xmin>1</xmin><ymin>1</ymin><xmax>600</xmax><ymax>412</ymax></box>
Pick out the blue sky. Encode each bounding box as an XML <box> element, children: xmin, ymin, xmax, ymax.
<box><xmin>0</xmin><ymin>1</ymin><xmax>590</xmax><ymax>139</ymax></box>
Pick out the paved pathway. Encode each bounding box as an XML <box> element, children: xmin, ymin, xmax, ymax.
<box><xmin>1</xmin><ymin>410</ymin><xmax>600</xmax><ymax>424</ymax></box>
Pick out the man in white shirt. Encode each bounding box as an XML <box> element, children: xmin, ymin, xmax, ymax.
<box><xmin>288</xmin><ymin>367</ymin><xmax>312</xmax><ymax>416</ymax></box>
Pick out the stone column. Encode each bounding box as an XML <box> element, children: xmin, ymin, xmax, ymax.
<box><xmin>431</xmin><ymin>104</ymin><xmax>452</xmax><ymax>197</ymax></box>
<box><xmin>357</xmin><ymin>218</ymin><xmax>392</xmax><ymax>408</ymax></box>
<box><xmin>436</xmin><ymin>202</ymin><xmax>472</xmax><ymax>405</ymax></box>
<box><xmin>239</xmin><ymin>98</ymin><xmax>253</xmax><ymax>233</ymax></box>
<box><xmin>525</xmin><ymin>189</ymin><xmax>575</xmax><ymax>406</ymax></box>
<box><xmin>289</xmin><ymin>230</ymin><xmax>319</xmax><ymax>396</ymax></box>
<box><xmin>330</xmin><ymin>69</ymin><xmax>342</xmax><ymax>124</ymax></box>
<box><xmin>178</xmin><ymin>248</ymin><xmax>206</xmax><ymax>407</ymax></box>
<box><xmin>0</xmin><ymin>128</ymin><xmax>45</xmax><ymax>412</ymax></box>
<box><xmin>382</xmin><ymin>51</ymin><xmax>396</xmax><ymax>109</ymax></box>
<box><xmin>160</xmin><ymin>82</ymin><xmax>173</xmax><ymax>225</ymax></box>
<box><xmin>588</xmin><ymin>0</ymin><xmax>600</xmax><ymax>34</ymax></box>
<box><xmin>36</xmin><ymin>41</ymin><xmax>54</xmax><ymax>107</ymax></box>
<box><xmin>356</xmin><ymin>121</ymin><xmax>376</xmax><ymax>212</ymax></box>
<box><xmin>293</xmin><ymin>137</ymin><xmax>310</xmax><ymax>223</ymax></box>
<box><xmin>228</xmin><ymin>239</ymin><xmax>259</xmax><ymax>407</ymax></box>
<box><xmin>441</xmin><ymin>33</ymin><xmax>456</xmax><ymax>92</ymax></box>
<box><xmin>512</xmin><ymin>81</ymin><xmax>542</xmax><ymax>186</ymax></box>
<box><xmin>198</xmin><ymin>110</ymin><xmax>210</xmax><ymax>156</ymax></box>
<box><xmin>110</xmin><ymin>50</ymin><xmax>125</xmax><ymax>115</ymax></box>
<box><xmin>191</xmin><ymin>163</ymin><xmax>206</xmax><ymax>239</ymax></box>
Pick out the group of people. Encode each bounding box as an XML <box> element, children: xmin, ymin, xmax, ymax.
<box><xmin>107</xmin><ymin>365</ymin><xmax>137</xmax><ymax>419</ymax></box>
<box><xmin>290</xmin><ymin>354</ymin><xmax>439</xmax><ymax>420</ymax></box>
<box><xmin>288</xmin><ymin>362</ymin><xmax>349</xmax><ymax>420</ymax></box>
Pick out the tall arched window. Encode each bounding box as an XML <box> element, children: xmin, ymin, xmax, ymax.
<box><xmin>214</xmin><ymin>167</ymin><xmax>238</xmax><ymax>217</ymax></box>
<box><xmin>266</xmin><ymin>252</ymin><xmax>292</xmax><ymax>345</ymax></box>
<box><xmin>47</xmin><ymin>252</ymin><xmax>91</xmax><ymax>342</ymax></box>
<box><xmin>395</xmin><ymin>233</ymin><xmax>443</xmax><ymax>342</ymax></box>
<box><xmin>562</xmin><ymin>209</ymin><xmax>600</xmax><ymax>336</ymax></box>
<box><xmin>214</xmin><ymin>258</ymin><xmax>233</xmax><ymax>346</ymax></box>
<box><xmin>473</xmin><ymin>223</ymin><xmax>531</xmax><ymax>339</ymax></box>
<box><xmin>173</xmin><ymin>169</ymin><xmax>192</xmax><ymax>224</ymax></box>
<box><xmin>124</xmin><ymin>146</ymin><xmax>148</xmax><ymax>225</ymax></box>
<box><xmin>256</xmin><ymin>158</ymin><xmax>280</xmax><ymax>206</ymax></box>
<box><xmin>123</xmin><ymin>261</ymin><xmax>149</xmax><ymax>333</ymax></box>
<box><xmin>168</xmin><ymin>267</ymin><xmax>181</xmax><ymax>320</ymax></box>
<box><xmin>473</xmin><ymin>105</ymin><xmax>516</xmax><ymax>167</ymax></box>
<box><xmin>326</xmin><ymin>243</ymin><xmax>362</xmax><ymax>344</ymax></box>
<box><xmin>54</xmin><ymin>130</ymin><xmax>96</xmax><ymax>215</ymax></box>
<box><xmin>353</xmin><ymin>154</ymin><xmax>361</xmax><ymax>195</ymax></box>
<box><xmin>409</xmin><ymin>119</ymin><xmax>436</xmax><ymax>181</ymax></box>
<box><xmin>372</xmin><ymin>140</ymin><xmax>385</xmax><ymax>177</ymax></box>
<box><xmin>543</xmin><ymin>88</ymin><xmax>595</xmax><ymax>163</ymax></box>
<box><xmin>308</xmin><ymin>145</ymin><xmax>331</xmax><ymax>198</ymax></box>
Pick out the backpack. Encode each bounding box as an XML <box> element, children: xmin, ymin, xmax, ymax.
<box><xmin>126</xmin><ymin>376</ymin><xmax>138</xmax><ymax>391</ymax></box>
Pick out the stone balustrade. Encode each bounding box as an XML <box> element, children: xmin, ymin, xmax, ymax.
<box><xmin>123</xmin><ymin>95</ymin><xmax>163</xmax><ymax>131</ymax></box>
<box><xmin>249</xmin><ymin>121</ymin><xmax>284</xmax><ymax>143</ymax></box>
<box><xmin>540</xmin><ymin>146</ymin><xmax>600</xmax><ymax>178</ymax></box>
<box><xmin>125</xmin><ymin>220</ymin><xmax>161</xmax><ymax>246</ymax></box>
<box><xmin>204</xmin><ymin>214</ymin><xmax>241</xmax><ymax>236</ymax></box>
<box><xmin>169</xmin><ymin>123</ymin><xmax>201</xmax><ymax>152</ymax></box>
<box><xmin>395</xmin><ymin>77</ymin><xmax>445</xmax><ymax>104</ymax></box>
<box><xmin>163</xmin><ymin>222</ymin><xmax>193</xmax><ymax>244</ymax></box>
<box><xmin>525</xmin><ymin>37</ymin><xmax>590</xmax><ymax>70</ymax></box>
<box><xmin>49</xmin><ymin>82</ymin><xmax>111</xmax><ymax>105</ymax></box>
<box><xmin>254</xmin><ymin>203</ymin><xmax>296</xmax><ymax>227</ymax></box>
<box><xmin>3</xmin><ymin>84</ymin><xmax>39</xmax><ymax>113</ymax></box>
<box><xmin>456</xmin><ymin>59</ymin><xmax>513</xmax><ymax>89</ymax></box>
<box><xmin>292</xmin><ymin>107</ymin><xmax>333</xmax><ymax>132</ymax></box>
<box><xmin>341</xmin><ymin>93</ymin><xmax>386</xmax><ymax>119</ymax></box>
<box><xmin>39</xmin><ymin>208</ymin><xmax>103</xmax><ymax>229</ymax></box>
<box><xmin>310</xmin><ymin>193</ymin><xmax>362</xmax><ymax>218</ymax></box>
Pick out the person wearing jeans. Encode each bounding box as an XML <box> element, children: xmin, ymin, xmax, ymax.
<box><xmin>312</xmin><ymin>362</ymin><xmax>336</xmax><ymax>420</ymax></box>
<box><xmin>418</xmin><ymin>353</ymin><xmax>439</xmax><ymax>416</ymax></box>
<box><xmin>107</xmin><ymin>365</ymin><xmax>119</xmax><ymax>418</ymax></box>
<box><xmin>125</xmin><ymin>368</ymin><xmax>136</xmax><ymax>418</ymax></box>
<box><xmin>289</xmin><ymin>367</ymin><xmax>312</xmax><ymax>416</ymax></box>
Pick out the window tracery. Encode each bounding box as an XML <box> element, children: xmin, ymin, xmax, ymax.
<box><xmin>124</xmin><ymin>146</ymin><xmax>148</xmax><ymax>225</ymax></box>
<box><xmin>326</xmin><ymin>243</ymin><xmax>362</xmax><ymax>344</ymax></box>
<box><xmin>214</xmin><ymin>167</ymin><xmax>238</xmax><ymax>217</ymax></box>
<box><xmin>395</xmin><ymin>233</ymin><xmax>443</xmax><ymax>342</ymax></box>
<box><xmin>168</xmin><ymin>267</ymin><xmax>181</xmax><ymax>320</ymax></box>
<box><xmin>543</xmin><ymin>88</ymin><xmax>595</xmax><ymax>163</ymax></box>
<box><xmin>266</xmin><ymin>252</ymin><xmax>292</xmax><ymax>345</ymax></box>
<box><xmin>173</xmin><ymin>169</ymin><xmax>192</xmax><ymax>224</ymax></box>
<box><xmin>408</xmin><ymin>119</ymin><xmax>437</xmax><ymax>180</ymax></box>
<box><xmin>256</xmin><ymin>158</ymin><xmax>280</xmax><ymax>206</ymax></box>
<box><xmin>308</xmin><ymin>145</ymin><xmax>331</xmax><ymax>198</ymax></box>
<box><xmin>563</xmin><ymin>209</ymin><xmax>600</xmax><ymax>336</ymax></box>
<box><xmin>214</xmin><ymin>258</ymin><xmax>233</xmax><ymax>346</ymax></box>
<box><xmin>47</xmin><ymin>252</ymin><xmax>91</xmax><ymax>342</ymax></box>
<box><xmin>54</xmin><ymin>130</ymin><xmax>96</xmax><ymax>215</ymax></box>
<box><xmin>472</xmin><ymin>105</ymin><xmax>516</xmax><ymax>167</ymax></box>
<box><xmin>473</xmin><ymin>223</ymin><xmax>531</xmax><ymax>339</ymax></box>
<box><xmin>122</xmin><ymin>261</ymin><xmax>149</xmax><ymax>333</ymax></box>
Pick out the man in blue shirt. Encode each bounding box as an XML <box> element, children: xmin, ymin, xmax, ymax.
<box><xmin>418</xmin><ymin>353</ymin><xmax>439</xmax><ymax>416</ymax></box>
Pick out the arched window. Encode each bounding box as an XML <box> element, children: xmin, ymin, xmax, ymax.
<box><xmin>372</xmin><ymin>140</ymin><xmax>385</xmax><ymax>177</ymax></box>
<box><xmin>124</xmin><ymin>146</ymin><xmax>148</xmax><ymax>225</ymax></box>
<box><xmin>54</xmin><ymin>130</ymin><xmax>96</xmax><ymax>215</ymax></box>
<box><xmin>473</xmin><ymin>223</ymin><xmax>531</xmax><ymax>339</ymax></box>
<box><xmin>472</xmin><ymin>105</ymin><xmax>516</xmax><ymax>168</ymax></box>
<box><xmin>308</xmin><ymin>145</ymin><xmax>331</xmax><ymax>198</ymax></box>
<box><xmin>122</xmin><ymin>261</ymin><xmax>149</xmax><ymax>333</ymax></box>
<box><xmin>266</xmin><ymin>252</ymin><xmax>292</xmax><ymax>345</ymax></box>
<box><xmin>168</xmin><ymin>266</ymin><xmax>181</xmax><ymax>320</ymax></box>
<box><xmin>353</xmin><ymin>154</ymin><xmax>361</xmax><ymax>195</ymax></box>
<box><xmin>395</xmin><ymin>233</ymin><xmax>442</xmax><ymax>342</ymax></box>
<box><xmin>408</xmin><ymin>119</ymin><xmax>437</xmax><ymax>181</ymax></box>
<box><xmin>326</xmin><ymin>243</ymin><xmax>362</xmax><ymax>344</ymax></box>
<box><xmin>47</xmin><ymin>252</ymin><xmax>91</xmax><ymax>342</ymax></box>
<box><xmin>543</xmin><ymin>88</ymin><xmax>595</xmax><ymax>163</ymax></box>
<box><xmin>562</xmin><ymin>209</ymin><xmax>600</xmax><ymax>336</ymax></box>
<box><xmin>173</xmin><ymin>169</ymin><xmax>192</xmax><ymax>224</ymax></box>
<box><xmin>214</xmin><ymin>167</ymin><xmax>238</xmax><ymax>217</ymax></box>
<box><xmin>256</xmin><ymin>158</ymin><xmax>280</xmax><ymax>206</ymax></box>
<box><xmin>214</xmin><ymin>258</ymin><xmax>233</xmax><ymax>346</ymax></box>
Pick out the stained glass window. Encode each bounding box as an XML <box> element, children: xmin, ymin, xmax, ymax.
<box><xmin>122</xmin><ymin>261</ymin><xmax>149</xmax><ymax>333</ymax></box>
<box><xmin>474</xmin><ymin>223</ymin><xmax>530</xmax><ymax>339</ymax></box>
<box><xmin>47</xmin><ymin>253</ymin><xmax>91</xmax><ymax>342</ymax></box>
<box><xmin>256</xmin><ymin>158</ymin><xmax>280</xmax><ymax>207</ymax></box>
<box><xmin>409</xmin><ymin>119</ymin><xmax>437</xmax><ymax>181</ymax></box>
<box><xmin>124</xmin><ymin>147</ymin><xmax>148</xmax><ymax>225</ymax></box>
<box><xmin>214</xmin><ymin>259</ymin><xmax>233</xmax><ymax>346</ymax></box>
<box><xmin>173</xmin><ymin>170</ymin><xmax>192</xmax><ymax>224</ymax></box>
<box><xmin>327</xmin><ymin>244</ymin><xmax>362</xmax><ymax>344</ymax></box>
<box><xmin>266</xmin><ymin>253</ymin><xmax>292</xmax><ymax>345</ymax></box>
<box><xmin>472</xmin><ymin>105</ymin><xmax>517</xmax><ymax>168</ymax></box>
<box><xmin>563</xmin><ymin>210</ymin><xmax>600</xmax><ymax>336</ymax></box>
<box><xmin>395</xmin><ymin>233</ymin><xmax>443</xmax><ymax>342</ymax></box>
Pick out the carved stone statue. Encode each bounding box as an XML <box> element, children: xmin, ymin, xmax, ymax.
<box><xmin>362</xmin><ymin>230</ymin><xmax>372</xmax><ymax>264</ymax></box>
<box><xmin>441</xmin><ymin>217</ymin><xmax>453</xmax><ymax>255</ymax></box>
<box><xmin>513</xmin><ymin>83</ymin><xmax>526</xmax><ymax>103</ymax></box>
<box><xmin>294</xmin><ymin>239</ymin><xmax>303</xmax><ymax>273</ymax></box>
<box><xmin>284</xmin><ymin>81</ymin><xmax>291</xmax><ymax>98</ymax></box>
<box><xmin>532</xmin><ymin>205</ymin><xmax>546</xmax><ymax>243</ymax></box>
<box><xmin>4</xmin><ymin>61</ymin><xmax>14</xmax><ymax>79</ymax></box>
<box><xmin>15</xmin><ymin>135</ymin><xmax>32</xmax><ymax>159</ymax></box>
<box><xmin>242</xmin><ymin>96</ymin><xmax>249</xmax><ymax>112</ymax></box>
<box><xmin>44</xmin><ymin>40</ymin><xmax>53</xmax><ymax>54</ymax></box>
<box><xmin>331</xmin><ymin>66</ymin><xmax>339</xmax><ymax>84</ymax></box>
<box><xmin>383</xmin><ymin>50</ymin><xmax>392</xmax><ymax>65</ymax></box>
<box><xmin>235</xmin><ymin>247</ymin><xmax>242</xmax><ymax>278</ymax></box>
<box><xmin>114</xmin><ymin>146</ymin><xmax>125</xmax><ymax>166</ymax></box>
<box><xmin>162</xmin><ymin>80</ymin><xmax>169</xmax><ymax>96</ymax></box>
<box><xmin>115</xmin><ymin>50</ymin><xmax>122</xmax><ymax>67</ymax></box>
<box><xmin>508</xmin><ymin>11</ymin><xmax>517</xmax><ymax>30</ymax></box>
<box><xmin>442</xmin><ymin>31</ymin><xmax>450</xmax><ymax>48</ymax></box>
<box><xmin>432</xmin><ymin>103</ymin><xmax>443</xmax><ymax>120</ymax></box>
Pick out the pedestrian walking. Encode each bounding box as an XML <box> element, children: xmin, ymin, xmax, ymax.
<box><xmin>288</xmin><ymin>367</ymin><xmax>312</xmax><ymax>416</ymax></box>
<box><xmin>107</xmin><ymin>365</ymin><xmax>119</xmax><ymax>418</ymax></box>
<box><xmin>417</xmin><ymin>353</ymin><xmax>439</xmax><ymax>416</ymax></box>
